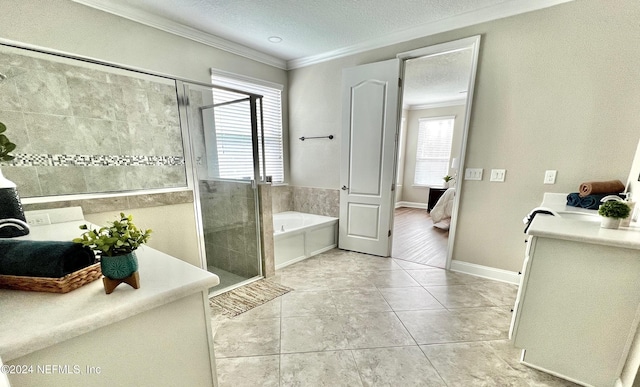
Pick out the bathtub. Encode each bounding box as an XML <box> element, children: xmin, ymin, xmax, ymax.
<box><xmin>273</xmin><ymin>211</ymin><xmax>338</xmax><ymax>269</ymax></box>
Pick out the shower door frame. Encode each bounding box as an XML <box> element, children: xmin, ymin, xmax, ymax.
<box><xmin>177</xmin><ymin>80</ymin><xmax>267</xmax><ymax>294</ymax></box>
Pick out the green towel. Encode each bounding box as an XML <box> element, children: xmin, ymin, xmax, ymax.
<box><xmin>0</xmin><ymin>240</ymin><xmax>96</xmax><ymax>278</ymax></box>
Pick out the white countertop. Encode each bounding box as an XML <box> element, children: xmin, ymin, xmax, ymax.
<box><xmin>0</xmin><ymin>221</ymin><xmax>219</xmax><ymax>362</ymax></box>
<box><xmin>528</xmin><ymin>193</ymin><xmax>640</xmax><ymax>250</ymax></box>
<box><xmin>528</xmin><ymin>215</ymin><xmax>640</xmax><ymax>250</ymax></box>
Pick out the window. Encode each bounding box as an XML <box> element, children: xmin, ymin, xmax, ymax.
<box><xmin>211</xmin><ymin>70</ymin><xmax>284</xmax><ymax>183</ymax></box>
<box><xmin>414</xmin><ymin>117</ymin><xmax>455</xmax><ymax>187</ymax></box>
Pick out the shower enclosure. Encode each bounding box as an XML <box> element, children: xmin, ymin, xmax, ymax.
<box><xmin>0</xmin><ymin>41</ymin><xmax>266</xmax><ymax>296</ymax></box>
<box><xmin>179</xmin><ymin>82</ymin><xmax>265</xmax><ymax>295</ymax></box>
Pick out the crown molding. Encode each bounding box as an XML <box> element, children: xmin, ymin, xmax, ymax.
<box><xmin>287</xmin><ymin>0</ymin><xmax>573</xmax><ymax>69</ymax></box>
<box><xmin>409</xmin><ymin>98</ymin><xmax>467</xmax><ymax>110</ymax></box>
<box><xmin>71</xmin><ymin>0</ymin><xmax>287</xmax><ymax>70</ymax></box>
<box><xmin>72</xmin><ymin>0</ymin><xmax>572</xmax><ymax>71</ymax></box>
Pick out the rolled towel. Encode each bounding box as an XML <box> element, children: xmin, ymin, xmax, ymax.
<box><xmin>0</xmin><ymin>240</ymin><xmax>95</xmax><ymax>278</ymax></box>
<box><xmin>579</xmin><ymin>180</ymin><xmax>625</xmax><ymax>197</ymax></box>
<box><xmin>579</xmin><ymin>194</ymin><xmax>605</xmax><ymax>210</ymax></box>
<box><xmin>566</xmin><ymin>193</ymin><xmax>581</xmax><ymax>207</ymax></box>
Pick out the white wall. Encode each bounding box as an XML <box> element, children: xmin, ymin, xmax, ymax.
<box><xmin>0</xmin><ymin>0</ymin><xmax>288</xmax><ymax>264</ymax></box>
<box><xmin>288</xmin><ymin>0</ymin><xmax>640</xmax><ymax>272</ymax></box>
<box><xmin>401</xmin><ymin>104</ymin><xmax>467</xmax><ymax>204</ymax></box>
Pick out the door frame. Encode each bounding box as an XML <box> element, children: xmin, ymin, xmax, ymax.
<box><xmin>395</xmin><ymin>35</ymin><xmax>482</xmax><ymax>270</ymax></box>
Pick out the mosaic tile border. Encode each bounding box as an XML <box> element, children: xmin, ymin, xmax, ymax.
<box><xmin>7</xmin><ymin>154</ymin><xmax>185</xmax><ymax>167</ymax></box>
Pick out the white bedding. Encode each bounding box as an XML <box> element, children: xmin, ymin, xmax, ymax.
<box><xmin>430</xmin><ymin>187</ymin><xmax>455</xmax><ymax>227</ymax></box>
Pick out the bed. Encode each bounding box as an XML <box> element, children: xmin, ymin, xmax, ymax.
<box><xmin>430</xmin><ymin>187</ymin><xmax>455</xmax><ymax>230</ymax></box>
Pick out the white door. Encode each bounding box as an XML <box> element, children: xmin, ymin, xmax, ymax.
<box><xmin>339</xmin><ymin>59</ymin><xmax>402</xmax><ymax>256</ymax></box>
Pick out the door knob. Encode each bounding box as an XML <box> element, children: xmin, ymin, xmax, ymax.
<box><xmin>342</xmin><ymin>185</ymin><xmax>348</xmax><ymax>190</ymax></box>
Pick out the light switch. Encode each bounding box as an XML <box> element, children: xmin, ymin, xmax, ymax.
<box><xmin>464</xmin><ymin>168</ymin><xmax>483</xmax><ymax>181</ymax></box>
<box><xmin>490</xmin><ymin>169</ymin><xmax>506</xmax><ymax>182</ymax></box>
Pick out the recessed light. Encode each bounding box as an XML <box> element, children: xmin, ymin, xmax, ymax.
<box><xmin>268</xmin><ymin>36</ymin><xmax>283</xmax><ymax>43</ymax></box>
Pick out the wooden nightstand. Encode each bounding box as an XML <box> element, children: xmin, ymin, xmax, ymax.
<box><xmin>427</xmin><ymin>188</ymin><xmax>447</xmax><ymax>212</ymax></box>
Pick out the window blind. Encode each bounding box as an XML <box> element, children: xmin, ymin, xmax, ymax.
<box><xmin>414</xmin><ymin>117</ymin><xmax>455</xmax><ymax>187</ymax></box>
<box><xmin>211</xmin><ymin>72</ymin><xmax>284</xmax><ymax>183</ymax></box>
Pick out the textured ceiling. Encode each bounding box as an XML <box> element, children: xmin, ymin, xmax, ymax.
<box><xmin>403</xmin><ymin>49</ymin><xmax>474</xmax><ymax>107</ymax></box>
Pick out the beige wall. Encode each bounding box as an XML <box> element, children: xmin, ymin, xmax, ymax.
<box><xmin>288</xmin><ymin>0</ymin><xmax>640</xmax><ymax>272</ymax></box>
<box><xmin>401</xmin><ymin>105</ymin><xmax>467</xmax><ymax>204</ymax></box>
<box><xmin>0</xmin><ymin>0</ymin><xmax>288</xmax><ymax>265</ymax></box>
<box><xmin>0</xmin><ymin>0</ymin><xmax>286</xmax><ymax>85</ymax></box>
<box><xmin>395</xmin><ymin>112</ymin><xmax>408</xmax><ymax>203</ymax></box>
<box><xmin>85</xmin><ymin>204</ymin><xmax>201</xmax><ymax>267</ymax></box>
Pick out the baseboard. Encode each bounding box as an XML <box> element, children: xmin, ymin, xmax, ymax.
<box><xmin>308</xmin><ymin>244</ymin><xmax>337</xmax><ymax>257</ymax></box>
<box><xmin>450</xmin><ymin>260</ymin><xmax>520</xmax><ymax>285</ymax></box>
<box><xmin>395</xmin><ymin>201</ymin><xmax>427</xmax><ymax>209</ymax></box>
<box><xmin>520</xmin><ymin>358</ymin><xmax>588</xmax><ymax>387</ymax></box>
<box><xmin>275</xmin><ymin>244</ymin><xmax>337</xmax><ymax>270</ymax></box>
<box><xmin>275</xmin><ymin>255</ymin><xmax>307</xmax><ymax>270</ymax></box>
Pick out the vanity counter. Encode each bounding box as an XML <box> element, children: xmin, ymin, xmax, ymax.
<box><xmin>528</xmin><ymin>215</ymin><xmax>640</xmax><ymax>250</ymax></box>
<box><xmin>0</xmin><ymin>218</ymin><xmax>220</xmax><ymax>387</ymax></box>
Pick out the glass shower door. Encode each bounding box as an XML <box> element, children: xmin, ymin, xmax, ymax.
<box><xmin>181</xmin><ymin>82</ymin><xmax>263</xmax><ymax>295</ymax></box>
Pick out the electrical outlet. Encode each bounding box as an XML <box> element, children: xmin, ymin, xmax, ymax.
<box><xmin>26</xmin><ymin>213</ymin><xmax>51</xmax><ymax>226</ymax></box>
<box><xmin>544</xmin><ymin>170</ymin><xmax>557</xmax><ymax>184</ymax></box>
<box><xmin>464</xmin><ymin>168</ymin><xmax>483</xmax><ymax>181</ymax></box>
<box><xmin>490</xmin><ymin>169</ymin><xmax>506</xmax><ymax>182</ymax></box>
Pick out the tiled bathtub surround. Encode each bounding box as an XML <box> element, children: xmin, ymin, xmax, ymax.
<box><xmin>271</xmin><ymin>185</ymin><xmax>294</xmax><ymax>214</ymax></box>
<box><xmin>258</xmin><ymin>184</ymin><xmax>275</xmax><ymax>278</ymax></box>
<box><xmin>199</xmin><ymin>180</ymin><xmax>260</xmax><ymax>279</ymax></box>
<box><xmin>0</xmin><ymin>45</ymin><xmax>187</xmax><ymax>197</ymax></box>
<box><xmin>271</xmin><ymin>185</ymin><xmax>339</xmax><ymax>218</ymax></box>
<box><xmin>22</xmin><ymin>190</ymin><xmax>193</xmax><ymax>215</ymax></box>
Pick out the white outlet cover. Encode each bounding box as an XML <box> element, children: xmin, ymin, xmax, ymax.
<box><xmin>544</xmin><ymin>170</ymin><xmax>557</xmax><ymax>184</ymax></box>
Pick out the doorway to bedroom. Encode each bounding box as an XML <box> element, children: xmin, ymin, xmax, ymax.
<box><xmin>391</xmin><ymin>37</ymin><xmax>478</xmax><ymax>269</ymax></box>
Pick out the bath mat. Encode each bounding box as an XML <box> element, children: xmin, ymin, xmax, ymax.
<box><xmin>209</xmin><ymin>279</ymin><xmax>293</xmax><ymax>318</ymax></box>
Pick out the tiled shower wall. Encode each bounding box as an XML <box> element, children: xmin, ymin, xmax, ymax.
<box><xmin>0</xmin><ymin>45</ymin><xmax>186</xmax><ymax>197</ymax></box>
<box><xmin>271</xmin><ymin>185</ymin><xmax>340</xmax><ymax>217</ymax></box>
<box><xmin>199</xmin><ymin>180</ymin><xmax>260</xmax><ymax>278</ymax></box>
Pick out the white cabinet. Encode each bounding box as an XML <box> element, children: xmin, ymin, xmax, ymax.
<box><xmin>0</xmin><ymin>217</ymin><xmax>220</xmax><ymax>387</ymax></box>
<box><xmin>510</xmin><ymin>234</ymin><xmax>640</xmax><ymax>386</ymax></box>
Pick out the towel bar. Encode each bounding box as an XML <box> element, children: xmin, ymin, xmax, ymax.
<box><xmin>299</xmin><ymin>135</ymin><xmax>334</xmax><ymax>141</ymax></box>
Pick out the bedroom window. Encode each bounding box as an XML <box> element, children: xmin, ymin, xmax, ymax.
<box><xmin>414</xmin><ymin>116</ymin><xmax>455</xmax><ymax>187</ymax></box>
<box><xmin>211</xmin><ymin>70</ymin><xmax>284</xmax><ymax>183</ymax></box>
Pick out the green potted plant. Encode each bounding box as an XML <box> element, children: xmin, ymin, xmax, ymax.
<box><xmin>0</xmin><ymin>121</ymin><xmax>29</xmax><ymax>238</ymax></box>
<box><xmin>598</xmin><ymin>200</ymin><xmax>631</xmax><ymax>229</ymax></box>
<box><xmin>443</xmin><ymin>175</ymin><xmax>455</xmax><ymax>188</ymax></box>
<box><xmin>73</xmin><ymin>213</ymin><xmax>152</xmax><ymax>293</ymax></box>
<box><xmin>0</xmin><ymin>122</ymin><xmax>16</xmax><ymax>162</ymax></box>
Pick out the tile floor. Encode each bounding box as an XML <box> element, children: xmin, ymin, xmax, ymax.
<box><xmin>211</xmin><ymin>249</ymin><xmax>578</xmax><ymax>386</ymax></box>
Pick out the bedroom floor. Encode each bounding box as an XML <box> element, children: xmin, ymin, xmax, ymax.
<box><xmin>211</xmin><ymin>249</ymin><xmax>577</xmax><ymax>386</ymax></box>
<box><xmin>392</xmin><ymin>207</ymin><xmax>448</xmax><ymax>268</ymax></box>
